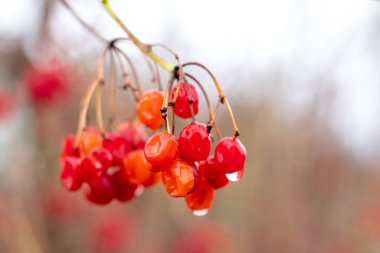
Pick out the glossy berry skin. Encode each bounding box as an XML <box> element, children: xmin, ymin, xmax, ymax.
<box><xmin>78</xmin><ymin>127</ymin><xmax>103</xmax><ymax>156</ymax></box>
<box><xmin>137</xmin><ymin>90</ymin><xmax>164</xmax><ymax>130</ymax></box>
<box><xmin>178</xmin><ymin>122</ymin><xmax>211</xmax><ymax>162</ymax></box>
<box><xmin>202</xmin><ymin>157</ymin><xmax>229</xmax><ymax>189</ymax></box>
<box><xmin>185</xmin><ymin>178</ymin><xmax>214</xmax><ymax>213</ymax></box>
<box><xmin>79</xmin><ymin>148</ymin><xmax>112</xmax><ymax>182</ymax></box>
<box><xmin>60</xmin><ymin>157</ymin><xmax>83</xmax><ymax>191</ymax></box>
<box><xmin>103</xmin><ymin>133</ymin><xmax>133</xmax><ymax>164</ymax></box>
<box><xmin>214</xmin><ymin>137</ymin><xmax>246</xmax><ymax>174</ymax></box>
<box><xmin>144</xmin><ymin>131</ymin><xmax>178</xmax><ymax>170</ymax></box>
<box><xmin>161</xmin><ymin>160</ymin><xmax>195</xmax><ymax>197</ymax></box>
<box><xmin>122</xmin><ymin>150</ymin><xmax>157</xmax><ymax>186</ymax></box>
<box><xmin>170</xmin><ymin>82</ymin><xmax>199</xmax><ymax>119</ymax></box>
<box><xmin>84</xmin><ymin>174</ymin><xmax>114</xmax><ymax>205</ymax></box>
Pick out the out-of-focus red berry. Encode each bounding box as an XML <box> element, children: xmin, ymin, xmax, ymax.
<box><xmin>116</xmin><ymin>121</ymin><xmax>147</xmax><ymax>150</ymax></box>
<box><xmin>170</xmin><ymin>82</ymin><xmax>199</xmax><ymax>119</ymax></box>
<box><xmin>144</xmin><ymin>131</ymin><xmax>178</xmax><ymax>170</ymax></box>
<box><xmin>137</xmin><ymin>90</ymin><xmax>164</xmax><ymax>130</ymax></box>
<box><xmin>0</xmin><ymin>88</ymin><xmax>14</xmax><ymax>119</ymax></box>
<box><xmin>78</xmin><ymin>127</ymin><xmax>103</xmax><ymax>156</ymax></box>
<box><xmin>60</xmin><ymin>157</ymin><xmax>83</xmax><ymax>191</ymax></box>
<box><xmin>161</xmin><ymin>160</ymin><xmax>195</xmax><ymax>197</ymax></box>
<box><xmin>178</xmin><ymin>122</ymin><xmax>210</xmax><ymax>162</ymax></box>
<box><xmin>60</xmin><ymin>134</ymin><xmax>79</xmax><ymax>160</ymax></box>
<box><xmin>214</xmin><ymin>137</ymin><xmax>246</xmax><ymax>174</ymax></box>
<box><xmin>202</xmin><ymin>157</ymin><xmax>229</xmax><ymax>189</ymax></box>
<box><xmin>89</xmin><ymin>211</ymin><xmax>133</xmax><ymax>253</ymax></box>
<box><xmin>24</xmin><ymin>63</ymin><xmax>69</xmax><ymax>103</ymax></box>
<box><xmin>84</xmin><ymin>174</ymin><xmax>114</xmax><ymax>205</ymax></box>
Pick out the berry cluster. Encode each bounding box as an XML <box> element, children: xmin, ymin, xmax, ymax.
<box><xmin>144</xmin><ymin>81</ymin><xmax>246</xmax><ymax>215</ymax></box>
<box><xmin>60</xmin><ymin>121</ymin><xmax>160</xmax><ymax>205</ymax></box>
<box><xmin>59</xmin><ymin>38</ymin><xmax>246</xmax><ymax>215</ymax></box>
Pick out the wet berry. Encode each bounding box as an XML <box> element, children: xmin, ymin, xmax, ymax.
<box><xmin>185</xmin><ymin>177</ymin><xmax>214</xmax><ymax>215</ymax></box>
<box><xmin>60</xmin><ymin>157</ymin><xmax>83</xmax><ymax>191</ymax></box>
<box><xmin>161</xmin><ymin>160</ymin><xmax>195</xmax><ymax>197</ymax></box>
<box><xmin>202</xmin><ymin>157</ymin><xmax>229</xmax><ymax>189</ymax></box>
<box><xmin>144</xmin><ymin>131</ymin><xmax>178</xmax><ymax>170</ymax></box>
<box><xmin>137</xmin><ymin>90</ymin><xmax>164</xmax><ymax>130</ymax></box>
<box><xmin>214</xmin><ymin>137</ymin><xmax>246</xmax><ymax>174</ymax></box>
<box><xmin>178</xmin><ymin>122</ymin><xmax>210</xmax><ymax>162</ymax></box>
<box><xmin>170</xmin><ymin>82</ymin><xmax>199</xmax><ymax>119</ymax></box>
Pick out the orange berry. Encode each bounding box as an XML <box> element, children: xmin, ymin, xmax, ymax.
<box><xmin>122</xmin><ymin>150</ymin><xmax>156</xmax><ymax>186</ymax></box>
<box><xmin>137</xmin><ymin>90</ymin><xmax>164</xmax><ymax>130</ymax></box>
<box><xmin>161</xmin><ymin>160</ymin><xmax>195</xmax><ymax>197</ymax></box>
<box><xmin>144</xmin><ymin>131</ymin><xmax>178</xmax><ymax>170</ymax></box>
<box><xmin>78</xmin><ymin>127</ymin><xmax>103</xmax><ymax>156</ymax></box>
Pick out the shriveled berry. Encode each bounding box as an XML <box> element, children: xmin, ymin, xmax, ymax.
<box><xmin>122</xmin><ymin>150</ymin><xmax>156</xmax><ymax>186</ymax></box>
<box><xmin>178</xmin><ymin>122</ymin><xmax>211</xmax><ymax>162</ymax></box>
<box><xmin>137</xmin><ymin>90</ymin><xmax>164</xmax><ymax>130</ymax></box>
<box><xmin>161</xmin><ymin>160</ymin><xmax>195</xmax><ymax>197</ymax></box>
<box><xmin>185</xmin><ymin>178</ymin><xmax>214</xmax><ymax>215</ymax></box>
<box><xmin>214</xmin><ymin>137</ymin><xmax>246</xmax><ymax>174</ymax></box>
<box><xmin>60</xmin><ymin>157</ymin><xmax>83</xmax><ymax>191</ymax></box>
<box><xmin>78</xmin><ymin>127</ymin><xmax>103</xmax><ymax>156</ymax></box>
<box><xmin>170</xmin><ymin>82</ymin><xmax>199</xmax><ymax>119</ymax></box>
<box><xmin>144</xmin><ymin>131</ymin><xmax>178</xmax><ymax>170</ymax></box>
<box><xmin>84</xmin><ymin>174</ymin><xmax>114</xmax><ymax>205</ymax></box>
<box><xmin>203</xmin><ymin>157</ymin><xmax>229</xmax><ymax>189</ymax></box>
<box><xmin>90</xmin><ymin>147</ymin><xmax>113</xmax><ymax>168</ymax></box>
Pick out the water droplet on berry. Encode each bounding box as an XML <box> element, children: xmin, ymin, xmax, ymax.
<box><xmin>193</xmin><ymin>209</ymin><xmax>208</xmax><ymax>216</ymax></box>
<box><xmin>226</xmin><ymin>172</ymin><xmax>240</xmax><ymax>182</ymax></box>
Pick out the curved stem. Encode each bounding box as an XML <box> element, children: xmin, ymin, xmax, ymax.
<box><xmin>100</xmin><ymin>0</ymin><xmax>175</xmax><ymax>72</ymax></box>
<box><xmin>183</xmin><ymin>62</ymin><xmax>240</xmax><ymax>137</ymax></box>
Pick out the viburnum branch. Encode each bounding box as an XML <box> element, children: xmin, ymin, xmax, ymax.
<box><xmin>100</xmin><ymin>0</ymin><xmax>175</xmax><ymax>73</ymax></box>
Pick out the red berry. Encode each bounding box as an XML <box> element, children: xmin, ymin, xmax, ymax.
<box><xmin>144</xmin><ymin>131</ymin><xmax>178</xmax><ymax>170</ymax></box>
<box><xmin>214</xmin><ymin>137</ymin><xmax>246</xmax><ymax>174</ymax></box>
<box><xmin>202</xmin><ymin>157</ymin><xmax>229</xmax><ymax>189</ymax></box>
<box><xmin>170</xmin><ymin>82</ymin><xmax>199</xmax><ymax>119</ymax></box>
<box><xmin>79</xmin><ymin>147</ymin><xmax>112</xmax><ymax>182</ymax></box>
<box><xmin>60</xmin><ymin>134</ymin><xmax>79</xmax><ymax>160</ymax></box>
<box><xmin>103</xmin><ymin>133</ymin><xmax>133</xmax><ymax>164</ymax></box>
<box><xmin>108</xmin><ymin>166</ymin><xmax>139</xmax><ymax>202</ymax></box>
<box><xmin>60</xmin><ymin>157</ymin><xmax>83</xmax><ymax>191</ymax></box>
<box><xmin>161</xmin><ymin>160</ymin><xmax>195</xmax><ymax>197</ymax></box>
<box><xmin>24</xmin><ymin>63</ymin><xmax>69</xmax><ymax>103</ymax></box>
<box><xmin>185</xmin><ymin>177</ymin><xmax>214</xmax><ymax>216</ymax></box>
<box><xmin>178</xmin><ymin>122</ymin><xmax>211</xmax><ymax>162</ymax></box>
<box><xmin>84</xmin><ymin>174</ymin><xmax>114</xmax><ymax>205</ymax></box>
<box><xmin>225</xmin><ymin>167</ymin><xmax>244</xmax><ymax>182</ymax></box>
<box><xmin>137</xmin><ymin>90</ymin><xmax>164</xmax><ymax>130</ymax></box>
<box><xmin>116</xmin><ymin>121</ymin><xmax>147</xmax><ymax>150</ymax></box>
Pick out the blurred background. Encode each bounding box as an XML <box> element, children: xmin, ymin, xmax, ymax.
<box><xmin>1</xmin><ymin>0</ymin><xmax>380</xmax><ymax>252</ymax></box>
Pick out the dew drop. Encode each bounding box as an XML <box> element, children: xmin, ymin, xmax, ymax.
<box><xmin>192</xmin><ymin>209</ymin><xmax>208</xmax><ymax>216</ymax></box>
<box><xmin>134</xmin><ymin>185</ymin><xmax>145</xmax><ymax>197</ymax></box>
<box><xmin>226</xmin><ymin>172</ymin><xmax>240</xmax><ymax>182</ymax></box>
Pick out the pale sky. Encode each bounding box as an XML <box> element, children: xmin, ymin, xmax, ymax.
<box><xmin>1</xmin><ymin>0</ymin><xmax>380</xmax><ymax>163</ymax></box>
